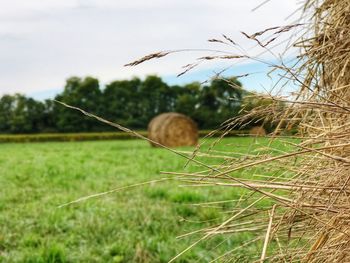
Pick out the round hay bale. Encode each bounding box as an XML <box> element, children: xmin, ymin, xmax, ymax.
<box><xmin>148</xmin><ymin>113</ymin><xmax>198</xmax><ymax>147</ymax></box>
<box><xmin>249</xmin><ymin>126</ymin><xmax>266</xmax><ymax>136</ymax></box>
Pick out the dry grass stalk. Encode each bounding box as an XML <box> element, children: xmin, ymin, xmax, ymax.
<box><xmin>56</xmin><ymin>0</ymin><xmax>350</xmax><ymax>261</ymax></box>
<box><xmin>127</xmin><ymin>0</ymin><xmax>349</xmax><ymax>260</ymax></box>
<box><xmin>250</xmin><ymin>126</ymin><xmax>267</xmax><ymax>136</ymax></box>
<box><xmin>169</xmin><ymin>0</ymin><xmax>350</xmax><ymax>260</ymax></box>
<box><xmin>260</xmin><ymin>204</ymin><xmax>276</xmax><ymax>262</ymax></box>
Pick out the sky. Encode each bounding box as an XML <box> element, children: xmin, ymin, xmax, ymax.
<box><xmin>0</xmin><ymin>0</ymin><xmax>302</xmax><ymax>100</ymax></box>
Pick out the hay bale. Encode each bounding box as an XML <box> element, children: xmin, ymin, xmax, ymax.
<box><xmin>148</xmin><ymin>113</ymin><xmax>198</xmax><ymax>147</ymax></box>
<box><xmin>249</xmin><ymin>126</ymin><xmax>266</xmax><ymax>136</ymax></box>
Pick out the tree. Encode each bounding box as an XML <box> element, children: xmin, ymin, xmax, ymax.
<box><xmin>0</xmin><ymin>95</ymin><xmax>15</xmax><ymax>133</ymax></box>
<box><xmin>174</xmin><ymin>82</ymin><xmax>200</xmax><ymax>117</ymax></box>
<box><xmin>103</xmin><ymin>77</ymin><xmax>142</xmax><ymax>128</ymax></box>
<box><xmin>0</xmin><ymin>75</ymin><xmax>249</xmax><ymax>133</ymax></box>
<box><xmin>138</xmin><ymin>75</ymin><xmax>174</xmax><ymax>125</ymax></box>
<box><xmin>0</xmin><ymin>94</ymin><xmax>46</xmax><ymax>133</ymax></box>
<box><xmin>193</xmin><ymin>78</ymin><xmax>243</xmax><ymax>128</ymax></box>
<box><xmin>210</xmin><ymin>77</ymin><xmax>243</xmax><ymax>125</ymax></box>
<box><xmin>53</xmin><ymin>76</ymin><xmax>103</xmax><ymax>132</ymax></box>
<box><xmin>240</xmin><ymin>91</ymin><xmax>278</xmax><ymax>131</ymax></box>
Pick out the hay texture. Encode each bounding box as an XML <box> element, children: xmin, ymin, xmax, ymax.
<box><xmin>277</xmin><ymin>1</ymin><xmax>350</xmax><ymax>261</ymax></box>
<box><xmin>249</xmin><ymin>126</ymin><xmax>266</xmax><ymax>136</ymax></box>
<box><xmin>148</xmin><ymin>113</ymin><xmax>198</xmax><ymax>148</ymax></box>
<box><xmin>157</xmin><ymin>1</ymin><xmax>350</xmax><ymax>261</ymax></box>
<box><xmin>101</xmin><ymin>1</ymin><xmax>350</xmax><ymax>260</ymax></box>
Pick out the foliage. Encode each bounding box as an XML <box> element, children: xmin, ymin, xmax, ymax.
<box><xmin>0</xmin><ymin>76</ymin><xmax>253</xmax><ymax>133</ymax></box>
<box><xmin>0</xmin><ymin>94</ymin><xmax>46</xmax><ymax>133</ymax></box>
<box><xmin>53</xmin><ymin>77</ymin><xmax>103</xmax><ymax>132</ymax></box>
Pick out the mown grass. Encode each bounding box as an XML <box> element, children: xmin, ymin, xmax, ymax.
<box><xmin>0</xmin><ymin>130</ymin><xmax>248</xmax><ymax>143</ymax></box>
<box><xmin>0</xmin><ymin>138</ymin><xmax>290</xmax><ymax>262</ymax></box>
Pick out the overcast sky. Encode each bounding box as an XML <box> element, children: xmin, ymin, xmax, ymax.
<box><xmin>0</xmin><ymin>0</ymin><xmax>301</xmax><ymax>99</ymax></box>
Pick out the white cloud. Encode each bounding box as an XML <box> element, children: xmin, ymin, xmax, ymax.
<box><xmin>0</xmin><ymin>0</ymin><xmax>301</xmax><ymax>97</ymax></box>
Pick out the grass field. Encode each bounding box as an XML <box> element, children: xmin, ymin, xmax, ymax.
<box><xmin>0</xmin><ymin>130</ymin><xmax>248</xmax><ymax>143</ymax></box>
<box><xmin>0</xmin><ymin>138</ymin><xmax>288</xmax><ymax>262</ymax></box>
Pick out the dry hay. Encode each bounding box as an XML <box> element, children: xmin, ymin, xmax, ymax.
<box><xmin>275</xmin><ymin>1</ymin><xmax>350</xmax><ymax>261</ymax></box>
<box><xmin>249</xmin><ymin>126</ymin><xmax>266</xmax><ymax>136</ymax></box>
<box><xmin>56</xmin><ymin>0</ymin><xmax>350</xmax><ymax>261</ymax></box>
<box><xmin>174</xmin><ymin>0</ymin><xmax>350</xmax><ymax>261</ymax></box>
<box><xmin>142</xmin><ymin>0</ymin><xmax>350</xmax><ymax>261</ymax></box>
<box><xmin>148</xmin><ymin>112</ymin><xmax>198</xmax><ymax>148</ymax></box>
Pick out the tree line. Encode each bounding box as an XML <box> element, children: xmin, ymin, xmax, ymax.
<box><xmin>0</xmin><ymin>75</ymin><xmax>262</xmax><ymax>134</ymax></box>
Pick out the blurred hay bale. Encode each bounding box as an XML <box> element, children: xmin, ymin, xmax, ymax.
<box><xmin>249</xmin><ymin>126</ymin><xmax>266</xmax><ymax>136</ymax></box>
<box><xmin>148</xmin><ymin>113</ymin><xmax>198</xmax><ymax>147</ymax></box>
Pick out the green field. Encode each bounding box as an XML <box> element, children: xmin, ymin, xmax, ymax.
<box><xmin>0</xmin><ymin>138</ymin><xmax>284</xmax><ymax>262</ymax></box>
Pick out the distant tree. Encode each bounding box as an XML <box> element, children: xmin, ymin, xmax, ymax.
<box><xmin>0</xmin><ymin>95</ymin><xmax>15</xmax><ymax>133</ymax></box>
<box><xmin>23</xmin><ymin>97</ymin><xmax>46</xmax><ymax>133</ymax></box>
<box><xmin>193</xmin><ymin>78</ymin><xmax>243</xmax><ymax>128</ymax></box>
<box><xmin>41</xmin><ymin>99</ymin><xmax>57</xmax><ymax>132</ymax></box>
<box><xmin>0</xmin><ymin>75</ymin><xmax>250</xmax><ymax>133</ymax></box>
<box><xmin>102</xmin><ymin>76</ymin><xmax>177</xmax><ymax>128</ymax></box>
<box><xmin>138</xmin><ymin>75</ymin><xmax>175</xmax><ymax>126</ymax></box>
<box><xmin>211</xmin><ymin>77</ymin><xmax>243</xmax><ymax>125</ymax></box>
<box><xmin>174</xmin><ymin>82</ymin><xmax>200</xmax><ymax>118</ymax></box>
<box><xmin>103</xmin><ymin>77</ymin><xmax>142</xmax><ymax>128</ymax></box>
<box><xmin>241</xmin><ymin>92</ymin><xmax>274</xmax><ymax>112</ymax></box>
<box><xmin>193</xmin><ymin>84</ymin><xmax>218</xmax><ymax>128</ymax></box>
<box><xmin>53</xmin><ymin>76</ymin><xmax>102</xmax><ymax>132</ymax></box>
<box><xmin>240</xmin><ymin>92</ymin><xmax>279</xmax><ymax>131</ymax></box>
<box><xmin>0</xmin><ymin>94</ymin><xmax>46</xmax><ymax>133</ymax></box>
